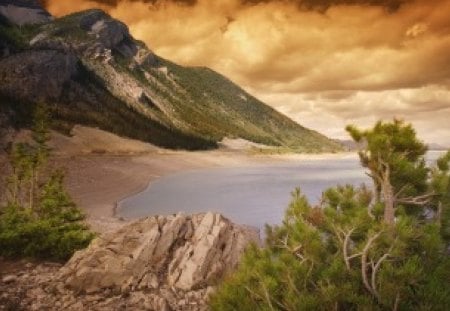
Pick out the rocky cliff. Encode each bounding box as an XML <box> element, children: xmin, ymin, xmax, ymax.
<box><xmin>0</xmin><ymin>2</ymin><xmax>342</xmax><ymax>152</ymax></box>
<box><xmin>0</xmin><ymin>212</ymin><xmax>259</xmax><ymax>310</ymax></box>
<box><xmin>0</xmin><ymin>0</ymin><xmax>51</xmax><ymax>25</ymax></box>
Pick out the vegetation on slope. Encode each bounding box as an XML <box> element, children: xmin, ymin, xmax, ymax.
<box><xmin>0</xmin><ymin>105</ymin><xmax>94</xmax><ymax>261</ymax></box>
<box><xmin>0</xmin><ymin>9</ymin><xmax>342</xmax><ymax>152</ymax></box>
<box><xmin>211</xmin><ymin>120</ymin><xmax>450</xmax><ymax>310</ymax></box>
<box><xmin>153</xmin><ymin>58</ymin><xmax>341</xmax><ymax>151</ymax></box>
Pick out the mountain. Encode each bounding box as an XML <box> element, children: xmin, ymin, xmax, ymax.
<box><xmin>0</xmin><ymin>0</ymin><xmax>51</xmax><ymax>25</ymax></box>
<box><xmin>0</xmin><ymin>3</ymin><xmax>342</xmax><ymax>152</ymax></box>
<box><xmin>334</xmin><ymin>139</ymin><xmax>365</xmax><ymax>151</ymax></box>
<box><xmin>428</xmin><ymin>143</ymin><xmax>449</xmax><ymax>151</ymax></box>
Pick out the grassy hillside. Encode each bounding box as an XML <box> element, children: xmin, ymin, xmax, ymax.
<box><xmin>0</xmin><ymin>9</ymin><xmax>342</xmax><ymax>152</ymax></box>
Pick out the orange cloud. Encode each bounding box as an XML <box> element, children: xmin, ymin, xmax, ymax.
<box><xmin>44</xmin><ymin>0</ymin><xmax>450</xmax><ymax>144</ymax></box>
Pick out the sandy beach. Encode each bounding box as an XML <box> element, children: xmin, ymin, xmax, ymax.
<box><xmin>5</xmin><ymin>126</ymin><xmax>353</xmax><ymax>232</ymax></box>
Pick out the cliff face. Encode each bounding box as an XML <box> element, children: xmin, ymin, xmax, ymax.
<box><xmin>0</xmin><ymin>3</ymin><xmax>342</xmax><ymax>152</ymax></box>
<box><xmin>0</xmin><ymin>0</ymin><xmax>51</xmax><ymax>25</ymax></box>
<box><xmin>0</xmin><ymin>213</ymin><xmax>260</xmax><ymax>310</ymax></box>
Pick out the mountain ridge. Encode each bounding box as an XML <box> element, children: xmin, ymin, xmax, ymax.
<box><xmin>0</xmin><ymin>4</ymin><xmax>342</xmax><ymax>152</ymax></box>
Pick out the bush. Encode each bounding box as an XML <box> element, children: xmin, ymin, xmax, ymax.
<box><xmin>0</xmin><ymin>172</ymin><xmax>94</xmax><ymax>261</ymax></box>
<box><xmin>211</xmin><ymin>121</ymin><xmax>450</xmax><ymax>310</ymax></box>
<box><xmin>0</xmin><ymin>210</ymin><xmax>89</xmax><ymax>260</ymax></box>
<box><xmin>0</xmin><ymin>104</ymin><xmax>94</xmax><ymax>261</ymax></box>
<box><xmin>210</xmin><ymin>187</ymin><xmax>450</xmax><ymax>310</ymax></box>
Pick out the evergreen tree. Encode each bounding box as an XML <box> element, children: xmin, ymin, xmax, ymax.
<box><xmin>431</xmin><ymin>151</ymin><xmax>450</xmax><ymax>243</ymax></box>
<box><xmin>346</xmin><ymin>119</ymin><xmax>431</xmax><ymax>225</ymax></box>
<box><xmin>211</xmin><ymin>187</ymin><xmax>449</xmax><ymax>310</ymax></box>
<box><xmin>211</xmin><ymin>120</ymin><xmax>450</xmax><ymax>310</ymax></box>
<box><xmin>0</xmin><ymin>104</ymin><xmax>94</xmax><ymax>261</ymax></box>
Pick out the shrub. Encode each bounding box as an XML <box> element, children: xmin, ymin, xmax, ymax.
<box><xmin>210</xmin><ymin>187</ymin><xmax>450</xmax><ymax>310</ymax></box>
<box><xmin>0</xmin><ymin>104</ymin><xmax>94</xmax><ymax>261</ymax></box>
<box><xmin>211</xmin><ymin>120</ymin><xmax>450</xmax><ymax>310</ymax></box>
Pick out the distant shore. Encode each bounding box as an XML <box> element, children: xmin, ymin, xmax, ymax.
<box><xmin>7</xmin><ymin>126</ymin><xmax>355</xmax><ymax>233</ymax></box>
<box><xmin>59</xmin><ymin>150</ymin><xmax>355</xmax><ymax>233</ymax></box>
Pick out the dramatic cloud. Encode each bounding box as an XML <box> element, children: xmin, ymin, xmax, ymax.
<box><xmin>40</xmin><ymin>0</ymin><xmax>196</xmax><ymax>7</ymax></box>
<box><xmin>43</xmin><ymin>0</ymin><xmax>409</xmax><ymax>10</ymax></box>
<box><xmin>44</xmin><ymin>0</ymin><xmax>450</xmax><ymax>145</ymax></box>
<box><xmin>258</xmin><ymin>85</ymin><xmax>450</xmax><ymax>142</ymax></box>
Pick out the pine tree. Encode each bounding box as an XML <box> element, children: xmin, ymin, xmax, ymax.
<box><xmin>211</xmin><ymin>120</ymin><xmax>450</xmax><ymax>310</ymax></box>
<box><xmin>0</xmin><ymin>104</ymin><xmax>94</xmax><ymax>261</ymax></box>
<box><xmin>431</xmin><ymin>151</ymin><xmax>450</xmax><ymax>243</ymax></box>
<box><xmin>346</xmin><ymin>119</ymin><xmax>431</xmax><ymax>225</ymax></box>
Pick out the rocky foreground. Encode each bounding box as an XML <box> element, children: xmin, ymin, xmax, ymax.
<box><xmin>0</xmin><ymin>212</ymin><xmax>259</xmax><ymax>310</ymax></box>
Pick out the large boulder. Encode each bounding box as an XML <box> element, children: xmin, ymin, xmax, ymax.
<box><xmin>59</xmin><ymin>212</ymin><xmax>259</xmax><ymax>297</ymax></box>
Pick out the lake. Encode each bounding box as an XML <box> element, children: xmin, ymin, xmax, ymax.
<box><xmin>117</xmin><ymin>151</ymin><xmax>445</xmax><ymax>230</ymax></box>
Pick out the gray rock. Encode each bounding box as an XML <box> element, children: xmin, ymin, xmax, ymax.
<box><xmin>0</xmin><ymin>0</ymin><xmax>52</xmax><ymax>26</ymax></box>
<box><xmin>55</xmin><ymin>212</ymin><xmax>259</xmax><ymax>309</ymax></box>
<box><xmin>78</xmin><ymin>9</ymin><xmax>138</xmax><ymax>58</ymax></box>
<box><xmin>135</xmin><ymin>48</ymin><xmax>158</xmax><ymax>68</ymax></box>
<box><xmin>0</xmin><ymin>50</ymin><xmax>78</xmax><ymax>102</ymax></box>
<box><xmin>78</xmin><ymin>10</ymin><xmax>107</xmax><ymax>31</ymax></box>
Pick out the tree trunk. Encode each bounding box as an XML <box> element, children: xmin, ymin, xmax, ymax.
<box><xmin>382</xmin><ymin>172</ymin><xmax>395</xmax><ymax>225</ymax></box>
<box><xmin>381</xmin><ymin>165</ymin><xmax>395</xmax><ymax>226</ymax></box>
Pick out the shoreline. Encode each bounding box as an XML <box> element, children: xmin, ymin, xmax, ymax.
<box><xmin>12</xmin><ymin>125</ymin><xmax>355</xmax><ymax>233</ymax></box>
<box><xmin>58</xmin><ymin>150</ymin><xmax>355</xmax><ymax>233</ymax></box>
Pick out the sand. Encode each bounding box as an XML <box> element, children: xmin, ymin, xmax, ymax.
<box><xmin>3</xmin><ymin>126</ymin><xmax>352</xmax><ymax>233</ymax></box>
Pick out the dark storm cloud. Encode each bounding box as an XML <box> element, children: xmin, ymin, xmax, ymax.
<box><xmin>242</xmin><ymin>0</ymin><xmax>410</xmax><ymax>11</ymax></box>
<box><xmin>44</xmin><ymin>0</ymin><xmax>450</xmax><ymax>93</ymax></box>
<box><xmin>41</xmin><ymin>0</ymin><xmax>411</xmax><ymax>10</ymax></box>
<box><xmin>40</xmin><ymin>0</ymin><xmax>197</xmax><ymax>7</ymax></box>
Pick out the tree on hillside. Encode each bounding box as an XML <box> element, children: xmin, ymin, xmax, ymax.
<box><xmin>210</xmin><ymin>120</ymin><xmax>450</xmax><ymax>310</ymax></box>
<box><xmin>346</xmin><ymin>120</ymin><xmax>432</xmax><ymax>225</ymax></box>
<box><xmin>430</xmin><ymin>151</ymin><xmax>450</xmax><ymax>243</ymax></box>
<box><xmin>0</xmin><ymin>104</ymin><xmax>94</xmax><ymax>261</ymax></box>
<box><xmin>7</xmin><ymin>104</ymin><xmax>50</xmax><ymax>210</ymax></box>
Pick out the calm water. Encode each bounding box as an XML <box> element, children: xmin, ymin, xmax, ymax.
<box><xmin>117</xmin><ymin>151</ymin><xmax>445</xmax><ymax>229</ymax></box>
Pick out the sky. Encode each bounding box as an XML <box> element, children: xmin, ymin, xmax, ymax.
<box><xmin>43</xmin><ymin>0</ymin><xmax>450</xmax><ymax>145</ymax></box>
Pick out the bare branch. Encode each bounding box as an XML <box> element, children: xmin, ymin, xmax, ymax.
<box><xmin>292</xmin><ymin>244</ymin><xmax>303</xmax><ymax>253</ymax></box>
<box><xmin>394</xmin><ymin>185</ymin><xmax>410</xmax><ymax>200</ymax></box>
<box><xmin>396</xmin><ymin>192</ymin><xmax>435</xmax><ymax>206</ymax></box>
<box><xmin>348</xmin><ymin>253</ymin><xmax>363</xmax><ymax>260</ymax></box>
<box><xmin>245</xmin><ymin>286</ymin><xmax>275</xmax><ymax>310</ymax></box>
<box><xmin>361</xmin><ymin>232</ymin><xmax>382</xmax><ymax>297</ymax></box>
<box><xmin>332</xmin><ymin>224</ymin><xmax>344</xmax><ymax>244</ymax></box>
<box><xmin>371</xmin><ymin>252</ymin><xmax>390</xmax><ymax>300</ymax></box>
<box><xmin>343</xmin><ymin>228</ymin><xmax>356</xmax><ymax>270</ymax></box>
<box><xmin>253</xmin><ymin>272</ymin><xmax>292</xmax><ymax>311</ymax></box>
<box><xmin>393</xmin><ymin>292</ymin><xmax>400</xmax><ymax>311</ymax></box>
<box><xmin>366</xmin><ymin>172</ymin><xmax>383</xmax><ymax>184</ymax></box>
<box><xmin>286</xmin><ymin>273</ymin><xmax>301</xmax><ymax>297</ymax></box>
<box><xmin>276</xmin><ymin>235</ymin><xmax>305</xmax><ymax>261</ymax></box>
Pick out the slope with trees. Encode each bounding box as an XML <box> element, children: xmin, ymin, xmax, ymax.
<box><xmin>210</xmin><ymin>120</ymin><xmax>450</xmax><ymax>310</ymax></box>
<box><xmin>0</xmin><ymin>6</ymin><xmax>342</xmax><ymax>152</ymax></box>
<box><xmin>0</xmin><ymin>105</ymin><xmax>94</xmax><ymax>261</ymax></box>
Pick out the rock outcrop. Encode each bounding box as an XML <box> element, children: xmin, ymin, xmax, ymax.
<box><xmin>0</xmin><ymin>3</ymin><xmax>342</xmax><ymax>152</ymax></box>
<box><xmin>0</xmin><ymin>50</ymin><xmax>79</xmax><ymax>101</ymax></box>
<box><xmin>0</xmin><ymin>213</ymin><xmax>259</xmax><ymax>310</ymax></box>
<box><xmin>61</xmin><ymin>212</ymin><xmax>258</xmax><ymax>294</ymax></box>
<box><xmin>0</xmin><ymin>0</ymin><xmax>52</xmax><ymax>25</ymax></box>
